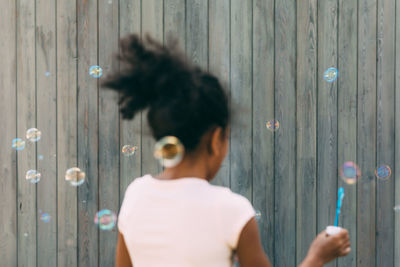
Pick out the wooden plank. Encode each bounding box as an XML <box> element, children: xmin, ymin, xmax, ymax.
<box><xmin>274</xmin><ymin>0</ymin><xmax>296</xmax><ymax>265</ymax></box>
<box><xmin>77</xmin><ymin>0</ymin><xmax>99</xmax><ymax>266</ymax></box>
<box><xmin>16</xmin><ymin>0</ymin><xmax>37</xmax><ymax>265</ymax></box>
<box><xmin>357</xmin><ymin>0</ymin><xmax>377</xmax><ymax>266</ymax></box>
<box><xmin>337</xmin><ymin>0</ymin><xmax>358</xmax><ymax>266</ymax></box>
<box><xmin>395</xmin><ymin>0</ymin><xmax>400</xmax><ymax>264</ymax></box>
<box><xmin>317</xmin><ymin>1</ymin><xmax>338</xmax><ymax>267</ymax></box>
<box><xmin>0</xmin><ymin>0</ymin><xmax>17</xmax><ymax>265</ymax></box>
<box><xmin>252</xmin><ymin>0</ymin><xmax>274</xmax><ymax>259</ymax></box>
<box><xmin>376</xmin><ymin>0</ymin><xmax>395</xmax><ymax>265</ymax></box>
<box><xmin>164</xmin><ymin>0</ymin><xmax>185</xmax><ymax>51</ymax></box>
<box><xmin>209</xmin><ymin>0</ymin><xmax>230</xmax><ymax>188</ymax></box>
<box><xmin>57</xmin><ymin>0</ymin><xmax>78</xmax><ymax>265</ymax></box>
<box><xmin>141</xmin><ymin>0</ymin><xmax>163</xmax><ymax>176</ymax></box>
<box><xmin>296</xmin><ymin>0</ymin><xmax>317</xmax><ymax>264</ymax></box>
<box><xmin>119</xmin><ymin>0</ymin><xmax>142</xmax><ymax>204</ymax></box>
<box><xmin>230</xmin><ymin>0</ymin><xmax>252</xmax><ymax>198</ymax></box>
<box><xmin>98</xmin><ymin>0</ymin><xmax>120</xmax><ymax>265</ymax></box>
<box><xmin>36</xmin><ymin>0</ymin><xmax>57</xmax><ymax>265</ymax></box>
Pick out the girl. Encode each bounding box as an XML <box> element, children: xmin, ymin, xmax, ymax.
<box><xmin>102</xmin><ymin>34</ymin><xmax>351</xmax><ymax>267</ymax></box>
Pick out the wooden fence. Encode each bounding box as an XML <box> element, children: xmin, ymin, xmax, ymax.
<box><xmin>0</xmin><ymin>0</ymin><xmax>399</xmax><ymax>266</ymax></box>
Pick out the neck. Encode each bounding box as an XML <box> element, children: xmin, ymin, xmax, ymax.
<box><xmin>155</xmin><ymin>157</ymin><xmax>209</xmax><ymax>181</ymax></box>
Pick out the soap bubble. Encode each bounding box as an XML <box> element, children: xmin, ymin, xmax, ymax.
<box><xmin>266</xmin><ymin>119</ymin><xmax>280</xmax><ymax>131</ymax></box>
<box><xmin>24</xmin><ymin>233</ymin><xmax>28</xmax><ymax>237</ymax></box>
<box><xmin>94</xmin><ymin>209</ymin><xmax>117</xmax><ymax>231</ymax></box>
<box><xmin>26</xmin><ymin>170</ymin><xmax>41</xmax><ymax>184</ymax></box>
<box><xmin>38</xmin><ymin>155</ymin><xmax>44</xmax><ymax>160</ymax></box>
<box><xmin>154</xmin><ymin>136</ymin><xmax>184</xmax><ymax>168</ymax></box>
<box><xmin>89</xmin><ymin>65</ymin><xmax>103</xmax><ymax>78</ymax></box>
<box><xmin>122</xmin><ymin>145</ymin><xmax>138</xmax><ymax>157</ymax></box>
<box><xmin>394</xmin><ymin>206</ymin><xmax>400</xmax><ymax>212</ymax></box>
<box><xmin>255</xmin><ymin>210</ymin><xmax>262</xmax><ymax>221</ymax></box>
<box><xmin>375</xmin><ymin>165</ymin><xmax>391</xmax><ymax>180</ymax></box>
<box><xmin>40</xmin><ymin>213</ymin><xmax>51</xmax><ymax>223</ymax></box>
<box><xmin>323</xmin><ymin>67</ymin><xmax>338</xmax><ymax>82</ymax></box>
<box><xmin>45</xmin><ymin>71</ymin><xmax>51</xmax><ymax>77</ymax></box>
<box><xmin>339</xmin><ymin>161</ymin><xmax>361</xmax><ymax>184</ymax></box>
<box><xmin>12</xmin><ymin>138</ymin><xmax>25</xmax><ymax>151</ymax></box>
<box><xmin>65</xmin><ymin>167</ymin><xmax>86</xmax><ymax>186</ymax></box>
<box><xmin>26</xmin><ymin>128</ymin><xmax>41</xmax><ymax>142</ymax></box>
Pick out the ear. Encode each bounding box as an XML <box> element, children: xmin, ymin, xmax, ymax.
<box><xmin>210</xmin><ymin>127</ymin><xmax>224</xmax><ymax>156</ymax></box>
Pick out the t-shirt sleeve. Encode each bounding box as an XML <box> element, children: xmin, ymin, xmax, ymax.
<box><xmin>118</xmin><ymin>181</ymin><xmax>136</xmax><ymax>234</ymax></box>
<box><xmin>218</xmin><ymin>189</ymin><xmax>256</xmax><ymax>249</ymax></box>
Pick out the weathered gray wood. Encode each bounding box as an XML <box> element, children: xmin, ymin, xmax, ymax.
<box><xmin>16</xmin><ymin>0</ymin><xmax>37</xmax><ymax>266</ymax></box>
<box><xmin>317</xmin><ymin>1</ymin><xmax>338</xmax><ymax>267</ymax></box>
<box><xmin>141</xmin><ymin>0</ymin><xmax>164</xmax><ymax>176</ymax></box>
<box><xmin>0</xmin><ymin>0</ymin><xmax>17</xmax><ymax>265</ymax></box>
<box><xmin>376</xmin><ymin>0</ymin><xmax>395</xmax><ymax>265</ymax></box>
<box><xmin>274</xmin><ymin>0</ymin><xmax>297</xmax><ymax>266</ymax></box>
<box><xmin>119</xmin><ymin>0</ymin><xmax>142</xmax><ymax>205</ymax></box>
<box><xmin>395</xmin><ymin>0</ymin><xmax>400</xmax><ymax>265</ymax></box>
<box><xmin>252</xmin><ymin>0</ymin><xmax>274</xmax><ymax>260</ymax></box>
<box><xmin>337</xmin><ymin>0</ymin><xmax>358</xmax><ymax>266</ymax></box>
<box><xmin>164</xmin><ymin>0</ymin><xmax>185</xmax><ymax>51</ymax></box>
<box><xmin>36</xmin><ymin>0</ymin><xmax>57</xmax><ymax>265</ymax></box>
<box><xmin>230</xmin><ymin>0</ymin><xmax>252</xmax><ymax>199</ymax></box>
<box><xmin>357</xmin><ymin>0</ymin><xmax>377</xmax><ymax>266</ymax></box>
<box><xmin>208</xmin><ymin>0</ymin><xmax>230</xmax><ymax>188</ymax></box>
<box><xmin>57</xmin><ymin>0</ymin><xmax>78</xmax><ymax>265</ymax></box>
<box><xmin>296</xmin><ymin>0</ymin><xmax>317</xmax><ymax>265</ymax></box>
<box><xmin>77</xmin><ymin>0</ymin><xmax>99</xmax><ymax>266</ymax></box>
<box><xmin>98</xmin><ymin>0</ymin><xmax>120</xmax><ymax>265</ymax></box>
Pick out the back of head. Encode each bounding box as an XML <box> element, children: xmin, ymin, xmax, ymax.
<box><xmin>102</xmin><ymin>34</ymin><xmax>230</xmax><ymax>152</ymax></box>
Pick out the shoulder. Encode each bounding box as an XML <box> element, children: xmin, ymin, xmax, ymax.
<box><xmin>122</xmin><ymin>175</ymin><xmax>150</xmax><ymax>198</ymax></box>
<box><xmin>209</xmin><ymin>185</ymin><xmax>254</xmax><ymax>211</ymax></box>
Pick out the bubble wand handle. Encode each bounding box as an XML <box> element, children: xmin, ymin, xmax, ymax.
<box><xmin>334</xmin><ymin>187</ymin><xmax>345</xmax><ymax>227</ymax></box>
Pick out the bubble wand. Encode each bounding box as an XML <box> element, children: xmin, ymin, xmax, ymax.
<box><xmin>334</xmin><ymin>187</ymin><xmax>345</xmax><ymax>227</ymax></box>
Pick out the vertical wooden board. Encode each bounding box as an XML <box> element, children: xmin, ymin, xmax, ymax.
<box><xmin>395</xmin><ymin>0</ymin><xmax>400</xmax><ymax>264</ymax></box>
<box><xmin>209</xmin><ymin>0</ymin><xmax>230</xmax><ymax>188</ymax></box>
<box><xmin>357</xmin><ymin>0</ymin><xmax>377</xmax><ymax>266</ymax></box>
<box><xmin>98</xmin><ymin>0</ymin><xmax>120</xmax><ymax>265</ymax></box>
<box><xmin>164</xmin><ymin>0</ymin><xmax>185</xmax><ymax>51</ymax></box>
<box><xmin>230</xmin><ymin>0</ymin><xmax>252</xmax><ymax>198</ymax></box>
<box><xmin>36</xmin><ymin>0</ymin><xmax>57</xmax><ymax>265</ymax></box>
<box><xmin>119</xmin><ymin>0</ymin><xmax>142</xmax><ymax>204</ymax></box>
<box><xmin>252</xmin><ymin>0</ymin><xmax>274</xmax><ymax>258</ymax></box>
<box><xmin>57</xmin><ymin>0</ymin><xmax>78</xmax><ymax>265</ymax></box>
<box><xmin>296</xmin><ymin>0</ymin><xmax>317</xmax><ymax>264</ymax></box>
<box><xmin>77</xmin><ymin>0</ymin><xmax>98</xmax><ymax>266</ymax></box>
<box><xmin>376</xmin><ymin>0</ymin><xmax>395</xmax><ymax>265</ymax></box>
<box><xmin>16</xmin><ymin>0</ymin><xmax>37</xmax><ymax>265</ymax></box>
<box><xmin>317</xmin><ymin>2</ymin><xmax>338</xmax><ymax>267</ymax></box>
<box><xmin>274</xmin><ymin>0</ymin><xmax>296</xmax><ymax>265</ymax></box>
<box><xmin>0</xmin><ymin>0</ymin><xmax>17</xmax><ymax>265</ymax></box>
<box><xmin>186</xmin><ymin>0</ymin><xmax>208</xmax><ymax>69</ymax></box>
<box><xmin>337</xmin><ymin>0</ymin><xmax>358</xmax><ymax>266</ymax></box>
<box><xmin>141</xmin><ymin>0</ymin><xmax>163</xmax><ymax>176</ymax></box>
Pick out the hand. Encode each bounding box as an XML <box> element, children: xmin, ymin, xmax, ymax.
<box><xmin>305</xmin><ymin>229</ymin><xmax>351</xmax><ymax>266</ymax></box>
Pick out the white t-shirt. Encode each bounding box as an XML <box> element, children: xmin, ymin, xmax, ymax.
<box><xmin>118</xmin><ymin>175</ymin><xmax>255</xmax><ymax>267</ymax></box>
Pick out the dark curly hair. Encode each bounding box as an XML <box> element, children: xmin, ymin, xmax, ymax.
<box><xmin>102</xmin><ymin>34</ymin><xmax>230</xmax><ymax>152</ymax></box>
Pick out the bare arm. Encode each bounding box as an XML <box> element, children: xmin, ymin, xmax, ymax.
<box><xmin>115</xmin><ymin>232</ymin><xmax>133</xmax><ymax>267</ymax></box>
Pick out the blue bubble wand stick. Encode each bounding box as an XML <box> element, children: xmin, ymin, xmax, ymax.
<box><xmin>334</xmin><ymin>187</ymin><xmax>345</xmax><ymax>227</ymax></box>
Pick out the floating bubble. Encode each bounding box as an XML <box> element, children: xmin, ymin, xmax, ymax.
<box><xmin>323</xmin><ymin>67</ymin><xmax>338</xmax><ymax>83</ymax></box>
<box><xmin>40</xmin><ymin>213</ymin><xmax>51</xmax><ymax>223</ymax></box>
<box><xmin>65</xmin><ymin>167</ymin><xmax>86</xmax><ymax>186</ymax></box>
<box><xmin>339</xmin><ymin>161</ymin><xmax>361</xmax><ymax>184</ymax></box>
<box><xmin>266</xmin><ymin>119</ymin><xmax>280</xmax><ymax>131</ymax></box>
<box><xmin>24</xmin><ymin>233</ymin><xmax>28</xmax><ymax>237</ymax></box>
<box><xmin>26</xmin><ymin>170</ymin><xmax>41</xmax><ymax>184</ymax></box>
<box><xmin>38</xmin><ymin>154</ymin><xmax>44</xmax><ymax>160</ymax></box>
<box><xmin>394</xmin><ymin>206</ymin><xmax>400</xmax><ymax>212</ymax></box>
<box><xmin>45</xmin><ymin>71</ymin><xmax>51</xmax><ymax>77</ymax></box>
<box><xmin>122</xmin><ymin>145</ymin><xmax>138</xmax><ymax>157</ymax></box>
<box><xmin>12</xmin><ymin>138</ymin><xmax>25</xmax><ymax>151</ymax></box>
<box><xmin>375</xmin><ymin>165</ymin><xmax>391</xmax><ymax>181</ymax></box>
<box><xmin>26</xmin><ymin>128</ymin><xmax>41</xmax><ymax>142</ymax></box>
<box><xmin>154</xmin><ymin>136</ymin><xmax>184</xmax><ymax>168</ymax></box>
<box><xmin>255</xmin><ymin>210</ymin><xmax>262</xmax><ymax>221</ymax></box>
<box><xmin>94</xmin><ymin>209</ymin><xmax>117</xmax><ymax>231</ymax></box>
<box><xmin>89</xmin><ymin>65</ymin><xmax>103</xmax><ymax>78</ymax></box>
